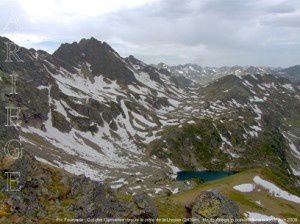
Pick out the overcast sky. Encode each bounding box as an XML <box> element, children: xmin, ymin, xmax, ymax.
<box><xmin>0</xmin><ymin>0</ymin><xmax>299</xmax><ymax>67</ymax></box>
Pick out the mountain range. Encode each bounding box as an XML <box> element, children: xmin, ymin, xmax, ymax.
<box><xmin>156</xmin><ymin>63</ymin><xmax>300</xmax><ymax>86</ymax></box>
<box><xmin>0</xmin><ymin>36</ymin><xmax>299</xmax><ymax>222</ymax></box>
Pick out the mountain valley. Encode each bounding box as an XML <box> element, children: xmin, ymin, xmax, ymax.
<box><xmin>0</xmin><ymin>36</ymin><xmax>299</xmax><ymax>223</ymax></box>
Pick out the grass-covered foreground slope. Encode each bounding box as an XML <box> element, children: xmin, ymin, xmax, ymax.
<box><xmin>113</xmin><ymin>168</ymin><xmax>300</xmax><ymax>222</ymax></box>
<box><xmin>168</xmin><ymin>168</ymin><xmax>300</xmax><ymax>221</ymax></box>
<box><xmin>2</xmin><ymin>151</ymin><xmax>299</xmax><ymax>223</ymax></box>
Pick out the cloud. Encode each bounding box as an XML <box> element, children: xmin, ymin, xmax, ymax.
<box><xmin>261</xmin><ymin>12</ymin><xmax>300</xmax><ymax>28</ymax></box>
<box><xmin>0</xmin><ymin>0</ymin><xmax>299</xmax><ymax>67</ymax></box>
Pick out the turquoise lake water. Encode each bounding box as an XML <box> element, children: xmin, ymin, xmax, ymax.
<box><xmin>176</xmin><ymin>170</ymin><xmax>238</xmax><ymax>182</ymax></box>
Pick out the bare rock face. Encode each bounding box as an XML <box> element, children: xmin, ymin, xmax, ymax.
<box><xmin>188</xmin><ymin>190</ymin><xmax>241</xmax><ymax>223</ymax></box>
<box><xmin>53</xmin><ymin>37</ymin><xmax>138</xmax><ymax>84</ymax></box>
<box><xmin>132</xmin><ymin>193</ymin><xmax>158</xmax><ymax>221</ymax></box>
<box><xmin>0</xmin><ymin>152</ymin><xmax>158</xmax><ymax>222</ymax></box>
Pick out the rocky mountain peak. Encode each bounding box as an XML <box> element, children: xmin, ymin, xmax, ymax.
<box><xmin>53</xmin><ymin>37</ymin><xmax>114</xmax><ymax>65</ymax></box>
<box><xmin>53</xmin><ymin>37</ymin><xmax>137</xmax><ymax>84</ymax></box>
<box><xmin>126</xmin><ymin>55</ymin><xmax>144</xmax><ymax>66</ymax></box>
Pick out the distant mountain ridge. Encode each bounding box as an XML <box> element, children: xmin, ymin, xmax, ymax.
<box><xmin>156</xmin><ymin>62</ymin><xmax>300</xmax><ymax>85</ymax></box>
<box><xmin>279</xmin><ymin>65</ymin><xmax>300</xmax><ymax>84</ymax></box>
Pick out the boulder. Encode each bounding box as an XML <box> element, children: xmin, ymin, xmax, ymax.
<box><xmin>188</xmin><ymin>190</ymin><xmax>241</xmax><ymax>223</ymax></box>
<box><xmin>132</xmin><ymin>193</ymin><xmax>158</xmax><ymax>222</ymax></box>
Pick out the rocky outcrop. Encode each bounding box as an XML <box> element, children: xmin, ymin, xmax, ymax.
<box><xmin>0</xmin><ymin>151</ymin><xmax>158</xmax><ymax>223</ymax></box>
<box><xmin>187</xmin><ymin>190</ymin><xmax>241</xmax><ymax>223</ymax></box>
<box><xmin>132</xmin><ymin>193</ymin><xmax>158</xmax><ymax>221</ymax></box>
<box><xmin>53</xmin><ymin>37</ymin><xmax>138</xmax><ymax>84</ymax></box>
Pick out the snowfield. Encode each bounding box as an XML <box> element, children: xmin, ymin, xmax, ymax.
<box><xmin>233</xmin><ymin>183</ymin><xmax>255</xmax><ymax>192</ymax></box>
<box><xmin>253</xmin><ymin>176</ymin><xmax>300</xmax><ymax>204</ymax></box>
<box><xmin>245</xmin><ymin>212</ymin><xmax>286</xmax><ymax>224</ymax></box>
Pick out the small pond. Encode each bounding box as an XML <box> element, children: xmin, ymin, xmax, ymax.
<box><xmin>176</xmin><ymin>170</ymin><xmax>238</xmax><ymax>182</ymax></box>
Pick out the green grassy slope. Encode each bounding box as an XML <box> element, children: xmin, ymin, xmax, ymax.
<box><xmin>163</xmin><ymin>168</ymin><xmax>300</xmax><ymax>221</ymax></box>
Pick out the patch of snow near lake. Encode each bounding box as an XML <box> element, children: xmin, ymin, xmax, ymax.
<box><xmin>120</xmin><ymin>100</ymin><xmax>136</xmax><ymax>136</ymax></box>
<box><xmin>128</xmin><ymin>84</ymin><xmax>150</xmax><ymax>95</ymax></box>
<box><xmin>133</xmin><ymin>71</ymin><xmax>162</xmax><ymax>91</ymax></box>
<box><xmin>130</xmin><ymin>185</ymin><xmax>141</xmax><ymax>190</ymax></box>
<box><xmin>282</xmin><ymin>84</ymin><xmax>294</xmax><ymax>92</ymax></box>
<box><xmin>247</xmin><ymin>129</ymin><xmax>258</xmax><ymax>137</ymax></box>
<box><xmin>37</xmin><ymin>85</ymin><xmax>49</xmax><ymax>90</ymax></box>
<box><xmin>172</xmin><ymin>188</ymin><xmax>179</xmax><ymax>194</ymax></box>
<box><xmin>233</xmin><ymin>183</ymin><xmax>255</xmax><ymax>192</ymax></box>
<box><xmin>166</xmin><ymin>158</ymin><xmax>180</xmax><ymax>179</ymax></box>
<box><xmin>228</xmin><ymin>151</ymin><xmax>240</xmax><ymax>158</ymax></box>
<box><xmin>245</xmin><ymin>212</ymin><xmax>286</xmax><ymax>224</ymax></box>
<box><xmin>261</xmin><ymin>82</ymin><xmax>277</xmax><ymax>89</ymax></box>
<box><xmin>249</xmin><ymin>89</ymin><xmax>257</xmax><ymax>95</ymax></box>
<box><xmin>288</xmin><ymin>142</ymin><xmax>300</xmax><ymax>159</ymax></box>
<box><xmin>253</xmin><ymin>176</ymin><xmax>300</xmax><ymax>204</ymax></box>
<box><xmin>55</xmin><ymin>160</ymin><xmax>106</xmax><ymax>181</ymax></box>
<box><xmin>251</xmin><ymin>74</ymin><xmax>258</xmax><ymax>80</ymax></box>
<box><xmin>52</xmin><ymin>69</ymin><xmax>126</xmax><ymax>102</ymax></box>
<box><xmin>282</xmin><ymin>133</ymin><xmax>300</xmax><ymax>159</ymax></box>
<box><xmin>243</xmin><ymin>80</ymin><xmax>254</xmax><ymax>88</ymax></box>
<box><xmin>53</xmin><ymin>99</ymin><xmax>70</xmax><ymax>121</ymax></box>
<box><xmin>184</xmin><ymin>106</ymin><xmax>193</xmax><ymax>111</ymax></box>
<box><xmin>250</xmin><ymin>125</ymin><xmax>262</xmax><ymax>132</ymax></box>
<box><xmin>231</xmin><ymin>99</ymin><xmax>243</xmax><ymax>108</ymax></box>
<box><xmin>291</xmin><ymin>167</ymin><xmax>300</xmax><ymax>176</ymax></box>
<box><xmin>255</xmin><ymin>200</ymin><xmax>262</xmax><ymax>206</ymax></box>
<box><xmin>257</xmin><ymin>84</ymin><xmax>266</xmax><ymax>90</ymax></box>
<box><xmin>168</xmin><ymin>98</ymin><xmax>181</xmax><ymax>107</ymax></box>
<box><xmin>60</xmin><ymin>100</ymin><xmax>88</xmax><ymax>118</ymax></box>
<box><xmin>35</xmin><ymin>156</ymin><xmax>57</xmax><ymax>167</ymax></box>
<box><xmin>154</xmin><ymin>188</ymin><xmax>163</xmax><ymax>194</ymax></box>
<box><xmin>131</xmin><ymin>111</ymin><xmax>156</xmax><ymax>127</ymax></box>
<box><xmin>132</xmin><ymin>119</ymin><xmax>145</xmax><ymax>129</ymax></box>
<box><xmin>159</xmin><ymin>118</ymin><xmax>179</xmax><ymax>127</ymax></box>
<box><xmin>111</xmin><ymin>183</ymin><xmax>124</xmax><ymax>189</ymax></box>
<box><xmin>220</xmin><ymin>133</ymin><xmax>232</xmax><ymax>146</ymax></box>
<box><xmin>250</xmin><ymin>104</ymin><xmax>262</xmax><ymax>120</ymax></box>
<box><xmin>250</xmin><ymin>96</ymin><xmax>264</xmax><ymax>102</ymax></box>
